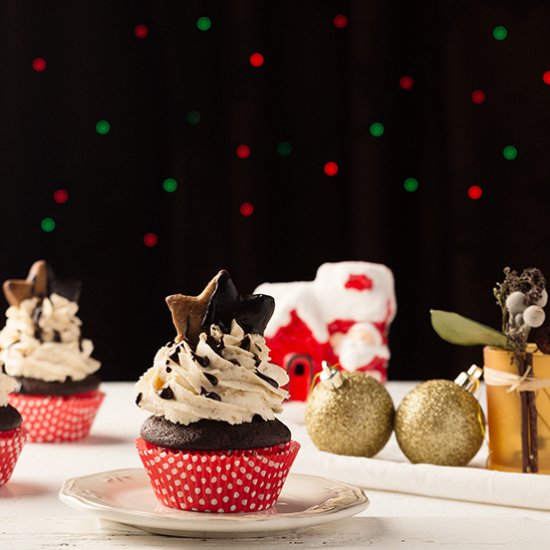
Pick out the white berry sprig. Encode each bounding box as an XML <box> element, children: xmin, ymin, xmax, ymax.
<box><xmin>494</xmin><ymin>267</ymin><xmax>547</xmax><ymax>352</ymax></box>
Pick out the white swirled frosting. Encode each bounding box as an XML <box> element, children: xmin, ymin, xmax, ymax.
<box><xmin>0</xmin><ymin>293</ymin><xmax>100</xmax><ymax>382</ymax></box>
<box><xmin>0</xmin><ymin>372</ymin><xmax>18</xmax><ymax>407</ymax></box>
<box><xmin>136</xmin><ymin>321</ymin><xmax>289</xmax><ymax>425</ymax></box>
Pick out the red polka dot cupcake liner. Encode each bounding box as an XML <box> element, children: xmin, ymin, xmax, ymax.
<box><xmin>135</xmin><ymin>438</ymin><xmax>300</xmax><ymax>513</ymax></box>
<box><xmin>0</xmin><ymin>427</ymin><xmax>27</xmax><ymax>487</ymax></box>
<box><xmin>8</xmin><ymin>391</ymin><xmax>104</xmax><ymax>443</ymax></box>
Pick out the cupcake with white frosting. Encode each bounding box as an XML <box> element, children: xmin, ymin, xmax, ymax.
<box><xmin>135</xmin><ymin>270</ymin><xmax>299</xmax><ymax>513</ymax></box>
<box><xmin>0</xmin><ymin>260</ymin><xmax>103</xmax><ymax>442</ymax></box>
<box><xmin>0</xmin><ymin>372</ymin><xmax>27</xmax><ymax>486</ymax></box>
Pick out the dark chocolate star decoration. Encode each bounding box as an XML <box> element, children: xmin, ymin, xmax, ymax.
<box><xmin>3</xmin><ymin>260</ymin><xmax>81</xmax><ymax>307</ymax></box>
<box><xmin>47</xmin><ymin>265</ymin><xmax>81</xmax><ymax>303</ymax></box>
<box><xmin>165</xmin><ymin>270</ymin><xmax>275</xmax><ymax>347</ymax></box>
<box><xmin>202</xmin><ymin>270</ymin><xmax>274</xmax><ymax>336</ymax></box>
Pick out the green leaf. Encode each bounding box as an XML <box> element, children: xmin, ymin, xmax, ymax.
<box><xmin>430</xmin><ymin>309</ymin><xmax>508</xmax><ymax>348</ymax></box>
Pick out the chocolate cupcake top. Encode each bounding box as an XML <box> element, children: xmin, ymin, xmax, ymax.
<box><xmin>0</xmin><ymin>371</ymin><xmax>18</xmax><ymax>406</ymax></box>
<box><xmin>0</xmin><ymin>260</ymin><xmax>100</xmax><ymax>384</ymax></box>
<box><xmin>136</xmin><ymin>271</ymin><xmax>289</xmax><ymax>426</ymax></box>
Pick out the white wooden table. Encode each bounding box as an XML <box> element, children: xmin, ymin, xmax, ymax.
<box><xmin>1</xmin><ymin>382</ymin><xmax>550</xmax><ymax>549</ymax></box>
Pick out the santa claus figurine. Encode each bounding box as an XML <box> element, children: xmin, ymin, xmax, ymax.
<box><xmin>255</xmin><ymin>261</ymin><xmax>396</xmax><ymax>400</ymax></box>
<box><xmin>330</xmin><ymin>321</ymin><xmax>390</xmax><ymax>382</ymax></box>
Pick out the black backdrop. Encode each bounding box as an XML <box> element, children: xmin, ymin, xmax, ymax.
<box><xmin>1</xmin><ymin>1</ymin><xmax>550</xmax><ymax>382</ymax></box>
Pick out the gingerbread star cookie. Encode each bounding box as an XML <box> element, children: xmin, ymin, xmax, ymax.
<box><xmin>166</xmin><ymin>271</ymin><xmax>222</xmax><ymax>345</ymax></box>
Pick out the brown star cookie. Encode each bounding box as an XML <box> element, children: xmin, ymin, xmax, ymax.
<box><xmin>165</xmin><ymin>271</ymin><xmax>223</xmax><ymax>345</ymax></box>
<box><xmin>3</xmin><ymin>260</ymin><xmax>48</xmax><ymax>307</ymax></box>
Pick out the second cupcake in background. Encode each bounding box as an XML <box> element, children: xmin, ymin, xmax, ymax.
<box><xmin>135</xmin><ymin>270</ymin><xmax>300</xmax><ymax>513</ymax></box>
<box><xmin>0</xmin><ymin>372</ymin><xmax>27</xmax><ymax>485</ymax></box>
<box><xmin>0</xmin><ymin>260</ymin><xmax>104</xmax><ymax>443</ymax></box>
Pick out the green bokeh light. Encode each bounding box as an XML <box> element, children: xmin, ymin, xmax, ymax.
<box><xmin>503</xmin><ymin>145</ymin><xmax>517</xmax><ymax>160</ymax></box>
<box><xmin>163</xmin><ymin>178</ymin><xmax>178</xmax><ymax>192</ymax></box>
<box><xmin>41</xmin><ymin>217</ymin><xmax>56</xmax><ymax>232</ymax></box>
<box><xmin>404</xmin><ymin>178</ymin><xmax>419</xmax><ymax>192</ymax></box>
<box><xmin>277</xmin><ymin>141</ymin><xmax>292</xmax><ymax>156</ymax></box>
<box><xmin>493</xmin><ymin>26</ymin><xmax>507</xmax><ymax>40</ymax></box>
<box><xmin>187</xmin><ymin>110</ymin><xmax>201</xmax><ymax>125</ymax></box>
<box><xmin>369</xmin><ymin>122</ymin><xmax>385</xmax><ymax>137</ymax></box>
<box><xmin>197</xmin><ymin>17</ymin><xmax>212</xmax><ymax>31</ymax></box>
<box><xmin>95</xmin><ymin>120</ymin><xmax>111</xmax><ymax>135</ymax></box>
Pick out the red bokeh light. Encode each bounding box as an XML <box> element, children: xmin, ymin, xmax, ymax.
<box><xmin>333</xmin><ymin>15</ymin><xmax>348</xmax><ymax>29</ymax></box>
<box><xmin>471</xmin><ymin>89</ymin><xmax>486</xmax><ymax>104</ymax></box>
<box><xmin>249</xmin><ymin>53</ymin><xmax>264</xmax><ymax>67</ymax></box>
<box><xmin>399</xmin><ymin>75</ymin><xmax>414</xmax><ymax>90</ymax></box>
<box><xmin>468</xmin><ymin>185</ymin><xmax>483</xmax><ymax>200</ymax></box>
<box><xmin>543</xmin><ymin>71</ymin><xmax>550</xmax><ymax>85</ymax></box>
<box><xmin>53</xmin><ymin>189</ymin><xmax>69</xmax><ymax>204</ymax></box>
<box><xmin>240</xmin><ymin>202</ymin><xmax>254</xmax><ymax>217</ymax></box>
<box><xmin>324</xmin><ymin>162</ymin><xmax>339</xmax><ymax>176</ymax></box>
<box><xmin>236</xmin><ymin>144</ymin><xmax>251</xmax><ymax>159</ymax></box>
<box><xmin>134</xmin><ymin>24</ymin><xmax>149</xmax><ymax>39</ymax></box>
<box><xmin>32</xmin><ymin>58</ymin><xmax>47</xmax><ymax>72</ymax></box>
<box><xmin>143</xmin><ymin>232</ymin><xmax>158</xmax><ymax>247</ymax></box>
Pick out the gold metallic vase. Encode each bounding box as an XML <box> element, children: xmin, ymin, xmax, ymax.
<box><xmin>484</xmin><ymin>345</ymin><xmax>550</xmax><ymax>474</ymax></box>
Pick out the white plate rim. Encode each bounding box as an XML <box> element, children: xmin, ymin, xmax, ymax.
<box><xmin>59</xmin><ymin>468</ymin><xmax>369</xmax><ymax>537</ymax></box>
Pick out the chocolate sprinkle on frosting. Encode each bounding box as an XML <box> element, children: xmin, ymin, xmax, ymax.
<box><xmin>192</xmin><ymin>353</ymin><xmax>210</xmax><ymax>367</ymax></box>
<box><xmin>201</xmin><ymin>387</ymin><xmax>221</xmax><ymax>401</ymax></box>
<box><xmin>229</xmin><ymin>359</ymin><xmax>241</xmax><ymax>366</ymax></box>
<box><xmin>204</xmin><ymin>373</ymin><xmax>218</xmax><ymax>386</ymax></box>
<box><xmin>253</xmin><ymin>354</ymin><xmax>262</xmax><ymax>367</ymax></box>
<box><xmin>32</xmin><ymin>303</ymin><xmax>43</xmax><ymax>341</ymax></box>
<box><xmin>166</xmin><ymin>366</ymin><xmax>172</xmax><ymax>373</ymax></box>
<box><xmin>240</xmin><ymin>335</ymin><xmax>250</xmax><ymax>351</ymax></box>
<box><xmin>159</xmin><ymin>386</ymin><xmax>175</xmax><ymax>400</ymax></box>
<box><xmin>135</xmin><ymin>392</ymin><xmax>143</xmax><ymax>406</ymax></box>
<box><xmin>206</xmin><ymin>334</ymin><xmax>224</xmax><ymax>355</ymax></box>
<box><xmin>31</xmin><ymin>302</ymin><xmax>42</xmax><ymax>325</ymax></box>
<box><xmin>255</xmin><ymin>370</ymin><xmax>279</xmax><ymax>388</ymax></box>
<box><xmin>169</xmin><ymin>349</ymin><xmax>180</xmax><ymax>364</ymax></box>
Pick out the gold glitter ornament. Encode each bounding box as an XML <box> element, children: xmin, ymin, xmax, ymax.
<box><xmin>306</xmin><ymin>367</ymin><xmax>394</xmax><ymax>457</ymax></box>
<box><xmin>395</xmin><ymin>368</ymin><xmax>485</xmax><ymax>466</ymax></box>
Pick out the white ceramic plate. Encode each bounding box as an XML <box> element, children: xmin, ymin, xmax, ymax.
<box><xmin>59</xmin><ymin>468</ymin><xmax>369</xmax><ymax>538</ymax></box>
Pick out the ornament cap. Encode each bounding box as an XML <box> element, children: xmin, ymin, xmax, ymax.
<box><xmin>454</xmin><ymin>365</ymin><xmax>483</xmax><ymax>394</ymax></box>
<box><xmin>320</xmin><ymin>361</ymin><xmax>343</xmax><ymax>389</ymax></box>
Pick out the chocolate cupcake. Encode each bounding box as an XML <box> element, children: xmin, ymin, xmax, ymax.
<box><xmin>135</xmin><ymin>270</ymin><xmax>300</xmax><ymax>513</ymax></box>
<box><xmin>0</xmin><ymin>260</ymin><xmax>104</xmax><ymax>442</ymax></box>
<box><xmin>0</xmin><ymin>372</ymin><xmax>27</xmax><ymax>486</ymax></box>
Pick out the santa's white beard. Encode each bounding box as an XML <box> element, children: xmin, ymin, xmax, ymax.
<box><xmin>338</xmin><ymin>338</ymin><xmax>390</xmax><ymax>371</ymax></box>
